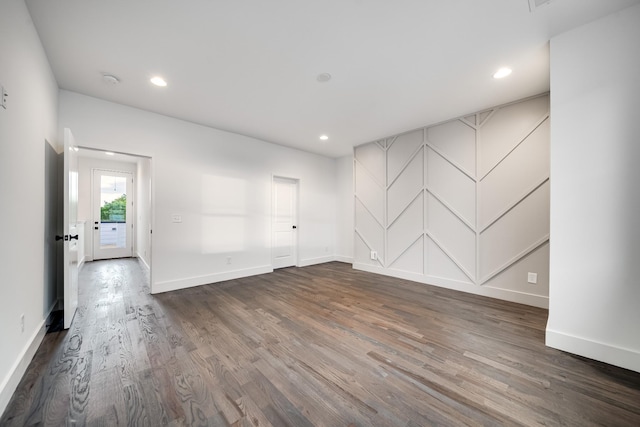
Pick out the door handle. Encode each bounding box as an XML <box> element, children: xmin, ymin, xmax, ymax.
<box><xmin>70</xmin><ymin>235</ymin><xmax>79</xmax><ymax>240</ymax></box>
<box><xmin>292</xmin><ymin>225</ymin><xmax>297</xmax><ymax>229</ymax></box>
<box><xmin>55</xmin><ymin>235</ymin><xmax>66</xmax><ymax>241</ymax></box>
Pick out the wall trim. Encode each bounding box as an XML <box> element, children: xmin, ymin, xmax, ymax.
<box><xmin>0</xmin><ymin>301</ymin><xmax>56</xmax><ymax>417</ymax></box>
<box><xmin>353</xmin><ymin>262</ymin><xmax>549</xmax><ymax>309</ymax></box>
<box><xmin>546</xmin><ymin>329</ymin><xmax>640</xmax><ymax>374</ymax></box>
<box><xmin>298</xmin><ymin>255</ymin><xmax>336</xmax><ymax>267</ymax></box>
<box><xmin>136</xmin><ymin>253</ymin><xmax>150</xmax><ymax>272</ymax></box>
<box><xmin>152</xmin><ymin>265</ymin><xmax>273</xmax><ymax>294</ymax></box>
<box><xmin>333</xmin><ymin>255</ymin><xmax>354</xmax><ymax>264</ymax></box>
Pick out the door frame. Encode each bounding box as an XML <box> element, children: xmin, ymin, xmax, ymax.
<box><xmin>91</xmin><ymin>168</ymin><xmax>134</xmax><ymax>260</ymax></box>
<box><xmin>271</xmin><ymin>175</ymin><xmax>300</xmax><ymax>269</ymax></box>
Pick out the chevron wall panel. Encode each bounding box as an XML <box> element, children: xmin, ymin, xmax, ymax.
<box><xmin>353</xmin><ymin>94</ymin><xmax>550</xmax><ymax>308</ymax></box>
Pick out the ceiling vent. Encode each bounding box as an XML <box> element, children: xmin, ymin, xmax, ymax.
<box><xmin>528</xmin><ymin>0</ymin><xmax>554</xmax><ymax>12</ymax></box>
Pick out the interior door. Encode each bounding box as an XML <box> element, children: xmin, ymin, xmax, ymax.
<box><xmin>63</xmin><ymin>128</ymin><xmax>79</xmax><ymax>329</ymax></box>
<box><xmin>272</xmin><ymin>177</ymin><xmax>298</xmax><ymax>269</ymax></box>
<box><xmin>93</xmin><ymin>169</ymin><xmax>133</xmax><ymax>260</ymax></box>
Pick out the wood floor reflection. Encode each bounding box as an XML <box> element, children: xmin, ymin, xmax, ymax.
<box><xmin>2</xmin><ymin>259</ymin><xmax>640</xmax><ymax>426</ymax></box>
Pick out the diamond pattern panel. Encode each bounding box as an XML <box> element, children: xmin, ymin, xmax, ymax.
<box><xmin>387</xmin><ymin>193</ymin><xmax>423</xmax><ymax>265</ymax></box>
<box><xmin>426</xmin><ymin>193</ymin><xmax>475</xmax><ymax>277</ymax></box>
<box><xmin>387</xmin><ymin>149</ymin><xmax>423</xmax><ymax>224</ymax></box>
<box><xmin>354</xmin><ymin>162</ymin><xmax>384</xmax><ymax>225</ymax></box>
<box><xmin>390</xmin><ymin>236</ymin><xmax>423</xmax><ymax>274</ymax></box>
<box><xmin>387</xmin><ymin>130</ymin><xmax>423</xmax><ymax>183</ymax></box>
<box><xmin>426</xmin><ymin>119</ymin><xmax>476</xmax><ymax>175</ymax></box>
<box><xmin>355</xmin><ymin>143</ymin><xmax>385</xmax><ymax>185</ymax></box>
<box><xmin>426</xmin><ymin>236</ymin><xmax>471</xmax><ymax>283</ymax></box>
<box><xmin>426</xmin><ymin>147</ymin><xmax>476</xmax><ymax>227</ymax></box>
<box><xmin>479</xmin><ymin>95</ymin><xmax>549</xmax><ymax>177</ymax></box>
<box><xmin>355</xmin><ymin>198</ymin><xmax>384</xmax><ymax>264</ymax></box>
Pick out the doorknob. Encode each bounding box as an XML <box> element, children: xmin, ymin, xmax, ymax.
<box><xmin>70</xmin><ymin>235</ymin><xmax>79</xmax><ymax>240</ymax></box>
<box><xmin>292</xmin><ymin>225</ymin><xmax>297</xmax><ymax>229</ymax></box>
<box><xmin>55</xmin><ymin>235</ymin><xmax>65</xmax><ymax>241</ymax></box>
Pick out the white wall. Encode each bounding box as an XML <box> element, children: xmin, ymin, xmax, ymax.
<box><xmin>0</xmin><ymin>0</ymin><xmax>59</xmax><ymax>415</ymax></box>
<box><xmin>335</xmin><ymin>155</ymin><xmax>354</xmax><ymax>262</ymax></box>
<box><xmin>353</xmin><ymin>95</ymin><xmax>550</xmax><ymax>308</ymax></box>
<box><xmin>136</xmin><ymin>157</ymin><xmax>152</xmax><ymax>269</ymax></box>
<box><xmin>77</xmin><ymin>156</ymin><xmax>137</xmax><ymax>261</ymax></box>
<box><xmin>546</xmin><ymin>4</ymin><xmax>640</xmax><ymax>373</ymax></box>
<box><xmin>59</xmin><ymin>90</ymin><xmax>338</xmax><ymax>293</ymax></box>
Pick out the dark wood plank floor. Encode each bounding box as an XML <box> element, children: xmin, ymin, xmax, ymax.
<box><xmin>2</xmin><ymin>260</ymin><xmax>640</xmax><ymax>426</ymax></box>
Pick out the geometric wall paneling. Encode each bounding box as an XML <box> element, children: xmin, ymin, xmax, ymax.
<box><xmin>387</xmin><ymin>129</ymin><xmax>423</xmax><ymax>182</ymax></box>
<box><xmin>387</xmin><ymin>192</ymin><xmax>424</xmax><ymax>265</ymax></box>
<box><xmin>426</xmin><ymin>192</ymin><xmax>476</xmax><ymax>280</ymax></box>
<box><xmin>354</xmin><ymin>198</ymin><xmax>385</xmax><ymax>265</ymax></box>
<box><xmin>426</xmin><ymin>147</ymin><xmax>476</xmax><ymax>227</ymax></box>
<box><xmin>389</xmin><ymin>235</ymin><xmax>424</xmax><ymax>274</ymax></box>
<box><xmin>479</xmin><ymin>180</ymin><xmax>550</xmax><ymax>283</ymax></box>
<box><xmin>426</xmin><ymin>235</ymin><xmax>473</xmax><ymax>284</ymax></box>
<box><xmin>354</xmin><ymin>232</ymin><xmax>383</xmax><ymax>268</ymax></box>
<box><xmin>479</xmin><ymin>94</ymin><xmax>550</xmax><ymax>178</ymax></box>
<box><xmin>353</xmin><ymin>93</ymin><xmax>550</xmax><ymax>307</ymax></box>
<box><xmin>479</xmin><ymin>118</ymin><xmax>550</xmax><ymax>228</ymax></box>
<box><xmin>426</xmin><ymin>119</ymin><xmax>476</xmax><ymax>176</ymax></box>
<box><xmin>354</xmin><ymin>141</ymin><xmax>386</xmax><ymax>186</ymax></box>
<box><xmin>387</xmin><ymin>150</ymin><xmax>424</xmax><ymax>224</ymax></box>
<box><xmin>354</xmin><ymin>161</ymin><xmax>385</xmax><ymax>224</ymax></box>
<box><xmin>477</xmin><ymin>110</ymin><xmax>494</xmax><ymax>127</ymax></box>
<box><xmin>482</xmin><ymin>242</ymin><xmax>549</xmax><ymax>297</ymax></box>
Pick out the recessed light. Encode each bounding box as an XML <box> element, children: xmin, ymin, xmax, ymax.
<box><xmin>317</xmin><ymin>73</ymin><xmax>332</xmax><ymax>83</ymax></box>
<box><xmin>102</xmin><ymin>74</ymin><xmax>120</xmax><ymax>85</ymax></box>
<box><xmin>105</xmin><ymin>152</ymin><xmax>115</xmax><ymax>156</ymax></box>
<box><xmin>493</xmin><ymin>67</ymin><xmax>512</xmax><ymax>79</ymax></box>
<box><xmin>319</xmin><ymin>135</ymin><xmax>329</xmax><ymax>141</ymax></box>
<box><xmin>150</xmin><ymin>76</ymin><xmax>167</xmax><ymax>87</ymax></box>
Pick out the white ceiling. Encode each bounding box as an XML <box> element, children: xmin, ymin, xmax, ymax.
<box><xmin>25</xmin><ymin>0</ymin><xmax>640</xmax><ymax>158</ymax></box>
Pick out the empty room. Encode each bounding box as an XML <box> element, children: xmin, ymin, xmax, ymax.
<box><xmin>1</xmin><ymin>0</ymin><xmax>639</xmax><ymax>425</ymax></box>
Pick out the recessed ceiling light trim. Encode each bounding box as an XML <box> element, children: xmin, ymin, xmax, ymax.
<box><xmin>319</xmin><ymin>135</ymin><xmax>329</xmax><ymax>141</ymax></box>
<box><xmin>493</xmin><ymin>67</ymin><xmax>513</xmax><ymax>79</ymax></box>
<box><xmin>316</xmin><ymin>73</ymin><xmax>332</xmax><ymax>83</ymax></box>
<box><xmin>150</xmin><ymin>76</ymin><xmax>168</xmax><ymax>87</ymax></box>
<box><xmin>102</xmin><ymin>74</ymin><xmax>120</xmax><ymax>85</ymax></box>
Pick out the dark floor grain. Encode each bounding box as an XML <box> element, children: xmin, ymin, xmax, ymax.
<box><xmin>2</xmin><ymin>259</ymin><xmax>640</xmax><ymax>426</ymax></box>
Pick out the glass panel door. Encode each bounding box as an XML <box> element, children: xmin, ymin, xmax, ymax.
<box><xmin>93</xmin><ymin>170</ymin><xmax>133</xmax><ymax>259</ymax></box>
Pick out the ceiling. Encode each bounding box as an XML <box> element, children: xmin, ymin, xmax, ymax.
<box><xmin>25</xmin><ymin>0</ymin><xmax>640</xmax><ymax>158</ymax></box>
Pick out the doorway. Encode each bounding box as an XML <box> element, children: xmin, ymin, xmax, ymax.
<box><xmin>92</xmin><ymin>169</ymin><xmax>133</xmax><ymax>260</ymax></box>
<box><xmin>272</xmin><ymin>176</ymin><xmax>299</xmax><ymax>269</ymax></box>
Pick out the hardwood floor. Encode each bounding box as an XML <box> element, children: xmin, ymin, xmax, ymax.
<box><xmin>2</xmin><ymin>260</ymin><xmax>640</xmax><ymax>426</ymax></box>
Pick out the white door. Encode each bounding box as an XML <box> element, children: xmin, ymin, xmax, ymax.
<box><xmin>93</xmin><ymin>169</ymin><xmax>133</xmax><ymax>260</ymax></box>
<box><xmin>63</xmin><ymin>128</ymin><xmax>79</xmax><ymax>329</ymax></box>
<box><xmin>272</xmin><ymin>177</ymin><xmax>298</xmax><ymax>269</ymax></box>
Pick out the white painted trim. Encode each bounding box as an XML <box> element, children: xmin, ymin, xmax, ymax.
<box><xmin>386</xmin><ymin>142</ymin><xmax>424</xmax><ymax>187</ymax></box>
<box><xmin>152</xmin><ymin>265</ymin><xmax>273</xmax><ymax>294</ymax></box>
<box><xmin>546</xmin><ymin>329</ymin><xmax>640</xmax><ymax>373</ymax></box>
<box><xmin>424</xmin><ymin>142</ymin><xmax>476</xmax><ymax>182</ymax></box>
<box><xmin>353</xmin><ymin>262</ymin><xmax>548</xmax><ymax>308</ymax></box>
<box><xmin>0</xmin><ymin>301</ymin><xmax>56</xmax><ymax>417</ymax></box>
<box><xmin>298</xmin><ymin>255</ymin><xmax>336</xmax><ymax>267</ymax></box>
<box><xmin>478</xmin><ymin>234</ymin><xmax>550</xmax><ymax>285</ymax></box>
<box><xmin>136</xmin><ymin>253</ymin><xmax>150</xmax><ymax>272</ymax></box>
<box><xmin>353</xmin><ymin>156</ymin><xmax>385</xmax><ymax>189</ymax></box>
<box><xmin>479</xmin><ymin>114</ymin><xmax>549</xmax><ymax>181</ymax></box>
<box><xmin>334</xmin><ymin>255</ymin><xmax>354</xmax><ymax>264</ymax></box>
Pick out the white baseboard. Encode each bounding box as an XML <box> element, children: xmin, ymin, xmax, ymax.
<box><xmin>298</xmin><ymin>255</ymin><xmax>337</xmax><ymax>267</ymax></box>
<box><xmin>333</xmin><ymin>255</ymin><xmax>354</xmax><ymax>264</ymax></box>
<box><xmin>152</xmin><ymin>265</ymin><xmax>273</xmax><ymax>294</ymax></box>
<box><xmin>0</xmin><ymin>301</ymin><xmax>56</xmax><ymax>417</ymax></box>
<box><xmin>546</xmin><ymin>329</ymin><xmax>640</xmax><ymax>373</ymax></box>
<box><xmin>352</xmin><ymin>262</ymin><xmax>549</xmax><ymax>309</ymax></box>
<box><xmin>135</xmin><ymin>253</ymin><xmax>150</xmax><ymax>272</ymax></box>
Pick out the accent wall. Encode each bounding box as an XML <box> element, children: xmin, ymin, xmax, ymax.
<box><xmin>353</xmin><ymin>94</ymin><xmax>550</xmax><ymax>308</ymax></box>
